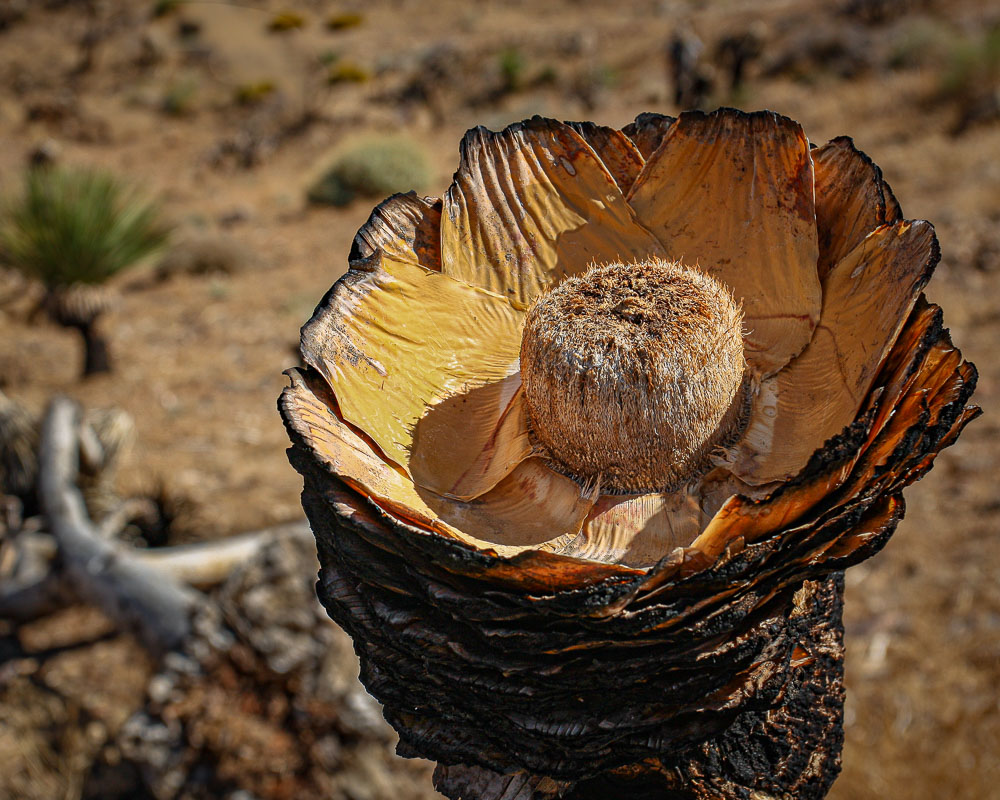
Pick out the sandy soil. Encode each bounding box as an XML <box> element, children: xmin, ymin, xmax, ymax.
<box><xmin>1</xmin><ymin>0</ymin><xmax>998</xmax><ymax>797</ymax></box>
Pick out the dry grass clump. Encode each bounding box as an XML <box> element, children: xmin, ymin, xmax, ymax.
<box><xmin>326</xmin><ymin>61</ymin><xmax>370</xmax><ymax>85</ymax></box>
<box><xmin>326</xmin><ymin>12</ymin><xmax>363</xmax><ymax>31</ymax></box>
<box><xmin>151</xmin><ymin>0</ymin><xmax>185</xmax><ymax>18</ymax></box>
<box><xmin>937</xmin><ymin>24</ymin><xmax>1000</xmax><ymax>132</ymax></box>
<box><xmin>888</xmin><ymin>20</ymin><xmax>1000</xmax><ymax>132</ymax></box>
<box><xmin>938</xmin><ymin>24</ymin><xmax>1000</xmax><ymax>97</ymax></box>
<box><xmin>155</xmin><ymin>233</ymin><xmax>254</xmax><ymax>282</ymax></box>
<box><xmin>268</xmin><ymin>11</ymin><xmax>306</xmax><ymax>33</ymax></box>
<box><xmin>498</xmin><ymin>46</ymin><xmax>527</xmax><ymax>93</ymax></box>
<box><xmin>234</xmin><ymin>81</ymin><xmax>276</xmax><ymax>106</ymax></box>
<box><xmin>162</xmin><ymin>77</ymin><xmax>198</xmax><ymax>116</ymax></box>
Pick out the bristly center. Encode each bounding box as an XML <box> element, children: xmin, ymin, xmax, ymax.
<box><xmin>519</xmin><ymin>259</ymin><xmax>750</xmax><ymax>494</ymax></box>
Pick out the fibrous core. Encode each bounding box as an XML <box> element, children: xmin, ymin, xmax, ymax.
<box><xmin>520</xmin><ymin>259</ymin><xmax>749</xmax><ymax>493</ymax></box>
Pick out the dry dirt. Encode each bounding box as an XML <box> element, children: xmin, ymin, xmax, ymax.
<box><xmin>1</xmin><ymin>0</ymin><xmax>998</xmax><ymax>798</ymax></box>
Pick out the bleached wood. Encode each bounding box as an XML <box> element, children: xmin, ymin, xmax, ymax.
<box><xmin>38</xmin><ymin>397</ymin><xmax>197</xmax><ymax>655</ymax></box>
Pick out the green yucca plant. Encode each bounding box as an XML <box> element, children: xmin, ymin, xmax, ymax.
<box><xmin>0</xmin><ymin>166</ymin><xmax>170</xmax><ymax>377</ymax></box>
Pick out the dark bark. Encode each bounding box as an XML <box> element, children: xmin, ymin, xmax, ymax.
<box><xmin>76</xmin><ymin>318</ymin><xmax>112</xmax><ymax>376</ymax></box>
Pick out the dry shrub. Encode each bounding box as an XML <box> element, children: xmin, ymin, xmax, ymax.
<box><xmin>307</xmin><ymin>137</ymin><xmax>430</xmax><ymax>207</ymax></box>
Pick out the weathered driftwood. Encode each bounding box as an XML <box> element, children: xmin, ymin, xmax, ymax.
<box><xmin>38</xmin><ymin>396</ymin><xmax>198</xmax><ymax>654</ymax></box>
<box><xmin>0</xmin><ymin>520</ymin><xmax>312</xmax><ymax>621</ymax></box>
<box><xmin>12</xmin><ymin>396</ymin><xmax>311</xmax><ymax>653</ymax></box>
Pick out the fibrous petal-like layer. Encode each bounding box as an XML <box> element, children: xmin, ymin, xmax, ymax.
<box><xmin>564</xmin><ymin>121</ymin><xmax>645</xmax><ymax>195</ymax></box>
<box><xmin>300</xmin><ymin>254</ymin><xmax>529</xmax><ymax>498</ymax></box>
<box><xmin>721</xmin><ymin>220</ymin><xmax>937</xmax><ymax>484</ymax></box>
<box><xmin>620</xmin><ymin>112</ymin><xmax>676</xmax><ymax>159</ymax></box>
<box><xmin>348</xmin><ymin>191</ymin><xmax>443</xmax><ymax>270</ymax></box>
<box><xmin>282</xmin><ymin>369</ymin><xmax>594</xmax><ymax>557</ymax></box>
<box><xmin>427</xmin><ymin>457</ymin><xmax>597</xmax><ymax>550</ymax></box>
<box><xmin>441</xmin><ymin>117</ymin><xmax>665</xmax><ymax>309</ymax></box>
<box><xmin>628</xmin><ymin>108</ymin><xmax>821</xmax><ymax>376</ymax></box>
<box><xmin>282</xmin><ymin>367</ymin><xmax>464</xmax><ymax>539</ymax></box>
<box><xmin>813</xmin><ymin>137</ymin><xmax>902</xmax><ymax>280</ymax></box>
<box><xmin>554</xmin><ymin>490</ymin><xmax>703</xmax><ymax>567</ymax></box>
<box><xmin>410</xmin><ymin>374</ymin><xmax>533</xmax><ymax>500</ymax></box>
<box><xmin>695</xmin><ymin>299</ymin><xmax>975</xmax><ymax>558</ymax></box>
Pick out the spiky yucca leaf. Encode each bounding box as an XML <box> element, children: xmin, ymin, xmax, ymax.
<box><xmin>0</xmin><ymin>167</ymin><xmax>170</xmax><ymax>289</ymax></box>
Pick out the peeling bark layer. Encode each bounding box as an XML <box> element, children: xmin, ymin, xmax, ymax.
<box><xmin>431</xmin><ymin>575</ymin><xmax>846</xmax><ymax>800</ymax></box>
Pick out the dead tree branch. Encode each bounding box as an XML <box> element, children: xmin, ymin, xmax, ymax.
<box><xmin>2</xmin><ymin>508</ymin><xmax>310</xmax><ymax>624</ymax></box>
<box><xmin>3</xmin><ymin>394</ymin><xmax>313</xmax><ymax>656</ymax></box>
<box><xmin>38</xmin><ymin>396</ymin><xmax>198</xmax><ymax>656</ymax></box>
<box><xmin>133</xmin><ymin>520</ymin><xmax>311</xmax><ymax>587</ymax></box>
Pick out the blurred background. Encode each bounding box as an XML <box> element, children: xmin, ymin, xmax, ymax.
<box><xmin>0</xmin><ymin>0</ymin><xmax>997</xmax><ymax>798</ymax></box>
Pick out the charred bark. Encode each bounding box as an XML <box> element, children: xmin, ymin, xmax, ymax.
<box><xmin>297</xmin><ymin>455</ymin><xmax>846</xmax><ymax>799</ymax></box>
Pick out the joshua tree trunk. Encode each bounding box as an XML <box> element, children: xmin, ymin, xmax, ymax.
<box><xmin>45</xmin><ymin>286</ymin><xmax>118</xmax><ymax>378</ymax></box>
<box><xmin>74</xmin><ymin>318</ymin><xmax>112</xmax><ymax>376</ymax></box>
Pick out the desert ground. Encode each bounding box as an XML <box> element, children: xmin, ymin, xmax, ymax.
<box><xmin>1</xmin><ymin>0</ymin><xmax>998</xmax><ymax>798</ymax></box>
